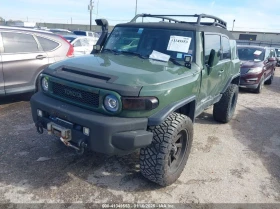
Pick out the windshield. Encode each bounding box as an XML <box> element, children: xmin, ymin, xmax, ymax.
<box><xmin>276</xmin><ymin>49</ymin><xmax>280</xmax><ymax>57</ymax></box>
<box><xmin>237</xmin><ymin>47</ymin><xmax>265</xmax><ymax>61</ymax></box>
<box><xmin>103</xmin><ymin>27</ymin><xmax>195</xmax><ymax>62</ymax></box>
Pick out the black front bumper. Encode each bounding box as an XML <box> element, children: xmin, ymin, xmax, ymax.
<box><xmin>30</xmin><ymin>92</ymin><xmax>153</xmax><ymax>155</ymax></box>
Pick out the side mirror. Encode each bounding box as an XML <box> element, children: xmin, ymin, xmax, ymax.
<box><xmin>268</xmin><ymin>57</ymin><xmax>276</xmax><ymax>62</ymax></box>
<box><xmin>208</xmin><ymin>49</ymin><xmax>219</xmax><ymax>68</ymax></box>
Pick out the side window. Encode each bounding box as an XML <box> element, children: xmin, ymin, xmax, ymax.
<box><xmin>265</xmin><ymin>49</ymin><xmax>270</xmax><ymax>60</ymax></box>
<box><xmin>204</xmin><ymin>34</ymin><xmax>221</xmax><ymax>63</ymax></box>
<box><xmin>230</xmin><ymin>40</ymin><xmax>238</xmax><ymax>60</ymax></box>
<box><xmin>37</xmin><ymin>36</ymin><xmax>59</xmax><ymax>51</ymax></box>
<box><xmin>270</xmin><ymin>49</ymin><xmax>275</xmax><ymax>57</ymax></box>
<box><xmin>81</xmin><ymin>38</ymin><xmax>89</xmax><ymax>46</ymax></box>
<box><xmin>222</xmin><ymin>36</ymin><xmax>231</xmax><ymax>60</ymax></box>
<box><xmin>73</xmin><ymin>40</ymin><xmax>82</xmax><ymax>47</ymax></box>
<box><xmin>2</xmin><ymin>32</ymin><xmax>39</xmax><ymax>53</ymax></box>
<box><xmin>87</xmin><ymin>38</ymin><xmax>95</xmax><ymax>45</ymax></box>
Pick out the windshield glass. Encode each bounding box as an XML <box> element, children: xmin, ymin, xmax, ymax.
<box><xmin>237</xmin><ymin>47</ymin><xmax>265</xmax><ymax>61</ymax></box>
<box><xmin>276</xmin><ymin>48</ymin><xmax>280</xmax><ymax>57</ymax></box>
<box><xmin>103</xmin><ymin>27</ymin><xmax>195</xmax><ymax>61</ymax></box>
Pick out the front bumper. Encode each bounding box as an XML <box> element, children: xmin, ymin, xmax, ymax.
<box><xmin>239</xmin><ymin>73</ymin><xmax>262</xmax><ymax>89</ymax></box>
<box><xmin>30</xmin><ymin>92</ymin><xmax>153</xmax><ymax>155</ymax></box>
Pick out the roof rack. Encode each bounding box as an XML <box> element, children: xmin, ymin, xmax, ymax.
<box><xmin>130</xmin><ymin>14</ymin><xmax>227</xmax><ymax>29</ymax></box>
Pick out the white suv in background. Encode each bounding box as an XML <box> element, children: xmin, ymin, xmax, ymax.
<box><xmin>73</xmin><ymin>30</ymin><xmax>100</xmax><ymax>38</ymax></box>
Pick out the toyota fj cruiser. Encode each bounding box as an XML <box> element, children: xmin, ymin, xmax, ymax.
<box><xmin>30</xmin><ymin>14</ymin><xmax>240</xmax><ymax>186</ymax></box>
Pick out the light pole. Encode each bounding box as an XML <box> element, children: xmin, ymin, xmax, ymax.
<box><xmin>232</xmin><ymin>19</ymin><xmax>235</xmax><ymax>31</ymax></box>
<box><xmin>88</xmin><ymin>0</ymin><xmax>94</xmax><ymax>30</ymax></box>
<box><xmin>135</xmin><ymin>0</ymin><xmax>138</xmax><ymax>16</ymax></box>
<box><xmin>96</xmin><ymin>0</ymin><xmax>99</xmax><ymax>19</ymax></box>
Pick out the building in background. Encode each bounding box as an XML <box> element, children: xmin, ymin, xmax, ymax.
<box><xmin>6</xmin><ymin>21</ymin><xmax>37</xmax><ymax>28</ymax></box>
<box><xmin>231</xmin><ymin>31</ymin><xmax>280</xmax><ymax>47</ymax></box>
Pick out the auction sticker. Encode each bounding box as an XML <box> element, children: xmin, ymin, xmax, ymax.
<box><xmin>254</xmin><ymin>50</ymin><xmax>262</xmax><ymax>55</ymax></box>
<box><xmin>167</xmin><ymin>36</ymin><xmax>191</xmax><ymax>53</ymax></box>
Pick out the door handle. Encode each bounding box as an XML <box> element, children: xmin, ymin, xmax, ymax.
<box><xmin>36</xmin><ymin>55</ymin><xmax>46</xmax><ymax>59</ymax></box>
<box><xmin>219</xmin><ymin>70</ymin><xmax>225</xmax><ymax>73</ymax></box>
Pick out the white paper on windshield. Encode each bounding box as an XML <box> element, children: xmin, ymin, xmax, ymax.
<box><xmin>167</xmin><ymin>36</ymin><xmax>192</xmax><ymax>53</ymax></box>
<box><xmin>254</xmin><ymin>50</ymin><xmax>262</xmax><ymax>55</ymax></box>
<box><xmin>149</xmin><ymin>50</ymin><xmax>170</xmax><ymax>62</ymax></box>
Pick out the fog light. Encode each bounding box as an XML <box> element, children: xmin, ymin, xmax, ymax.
<box><xmin>83</xmin><ymin>127</ymin><xmax>90</xmax><ymax>136</ymax></box>
<box><xmin>37</xmin><ymin>109</ymin><xmax>43</xmax><ymax>117</ymax></box>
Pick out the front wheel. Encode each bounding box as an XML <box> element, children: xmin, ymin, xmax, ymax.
<box><xmin>140</xmin><ymin>113</ymin><xmax>193</xmax><ymax>186</ymax></box>
<box><xmin>253</xmin><ymin>76</ymin><xmax>264</xmax><ymax>94</ymax></box>
<box><xmin>213</xmin><ymin>84</ymin><xmax>239</xmax><ymax>123</ymax></box>
<box><xmin>265</xmin><ymin>71</ymin><xmax>274</xmax><ymax>85</ymax></box>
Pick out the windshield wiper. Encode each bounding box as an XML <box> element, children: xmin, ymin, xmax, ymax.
<box><xmin>103</xmin><ymin>49</ymin><xmax>149</xmax><ymax>59</ymax></box>
<box><xmin>169</xmin><ymin>58</ymin><xmax>184</xmax><ymax>66</ymax></box>
<box><xmin>103</xmin><ymin>48</ymin><xmax>120</xmax><ymax>54</ymax></box>
<box><xmin>118</xmin><ymin>51</ymin><xmax>149</xmax><ymax>59</ymax></box>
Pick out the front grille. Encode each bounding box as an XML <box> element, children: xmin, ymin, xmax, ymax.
<box><xmin>52</xmin><ymin>82</ymin><xmax>99</xmax><ymax>108</ymax></box>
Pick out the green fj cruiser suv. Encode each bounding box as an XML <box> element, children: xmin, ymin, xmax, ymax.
<box><xmin>31</xmin><ymin>14</ymin><xmax>240</xmax><ymax>186</ymax></box>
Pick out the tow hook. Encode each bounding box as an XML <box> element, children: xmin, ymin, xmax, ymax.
<box><xmin>60</xmin><ymin>137</ymin><xmax>87</xmax><ymax>155</ymax></box>
<box><xmin>36</xmin><ymin>122</ymin><xmax>44</xmax><ymax>134</ymax></box>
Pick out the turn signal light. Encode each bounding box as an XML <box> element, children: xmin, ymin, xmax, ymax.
<box><xmin>122</xmin><ymin>97</ymin><xmax>159</xmax><ymax>111</ymax></box>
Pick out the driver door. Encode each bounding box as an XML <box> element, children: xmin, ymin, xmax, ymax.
<box><xmin>197</xmin><ymin>33</ymin><xmax>224</xmax><ymax>110</ymax></box>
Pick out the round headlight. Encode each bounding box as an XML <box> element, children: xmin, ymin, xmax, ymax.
<box><xmin>42</xmin><ymin>77</ymin><xmax>49</xmax><ymax>91</ymax></box>
<box><xmin>104</xmin><ymin>95</ymin><xmax>119</xmax><ymax>112</ymax></box>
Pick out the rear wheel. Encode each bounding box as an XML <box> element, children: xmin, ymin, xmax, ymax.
<box><xmin>213</xmin><ymin>84</ymin><xmax>239</xmax><ymax>123</ymax></box>
<box><xmin>140</xmin><ymin>113</ymin><xmax>193</xmax><ymax>186</ymax></box>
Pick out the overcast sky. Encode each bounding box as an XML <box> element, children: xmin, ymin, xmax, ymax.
<box><xmin>1</xmin><ymin>0</ymin><xmax>280</xmax><ymax>32</ymax></box>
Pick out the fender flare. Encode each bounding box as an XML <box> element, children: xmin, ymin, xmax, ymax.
<box><xmin>148</xmin><ymin>95</ymin><xmax>196</xmax><ymax>126</ymax></box>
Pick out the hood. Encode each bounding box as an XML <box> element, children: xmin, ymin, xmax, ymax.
<box><xmin>240</xmin><ymin>60</ymin><xmax>264</xmax><ymax>74</ymax></box>
<box><xmin>48</xmin><ymin>53</ymin><xmax>194</xmax><ymax>87</ymax></box>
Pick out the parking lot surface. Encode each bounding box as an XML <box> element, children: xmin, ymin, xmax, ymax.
<box><xmin>0</xmin><ymin>69</ymin><xmax>280</xmax><ymax>204</ymax></box>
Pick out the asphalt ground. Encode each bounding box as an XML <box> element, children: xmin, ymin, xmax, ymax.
<box><xmin>0</xmin><ymin>69</ymin><xmax>280</xmax><ymax>206</ymax></box>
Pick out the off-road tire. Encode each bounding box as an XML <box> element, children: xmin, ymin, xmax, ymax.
<box><xmin>265</xmin><ymin>71</ymin><xmax>274</xmax><ymax>85</ymax></box>
<box><xmin>254</xmin><ymin>76</ymin><xmax>264</xmax><ymax>94</ymax></box>
<box><xmin>140</xmin><ymin>113</ymin><xmax>193</xmax><ymax>186</ymax></box>
<box><xmin>213</xmin><ymin>84</ymin><xmax>238</xmax><ymax>123</ymax></box>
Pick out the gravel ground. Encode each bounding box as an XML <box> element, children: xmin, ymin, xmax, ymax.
<box><xmin>0</xmin><ymin>69</ymin><xmax>280</xmax><ymax>206</ymax></box>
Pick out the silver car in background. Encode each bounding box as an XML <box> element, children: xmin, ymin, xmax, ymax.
<box><xmin>0</xmin><ymin>26</ymin><xmax>74</xmax><ymax>96</ymax></box>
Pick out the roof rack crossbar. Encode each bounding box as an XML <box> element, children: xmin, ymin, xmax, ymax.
<box><xmin>130</xmin><ymin>14</ymin><xmax>227</xmax><ymax>29</ymax></box>
<box><xmin>131</xmin><ymin>14</ymin><xmax>181</xmax><ymax>23</ymax></box>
